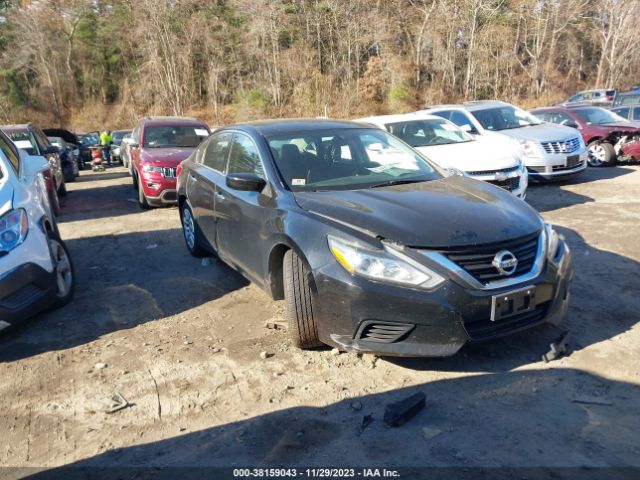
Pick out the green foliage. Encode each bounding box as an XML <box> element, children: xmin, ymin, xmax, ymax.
<box><xmin>235</xmin><ymin>89</ymin><xmax>270</xmax><ymax>109</ymax></box>
<box><xmin>389</xmin><ymin>84</ymin><xmax>412</xmax><ymax>104</ymax></box>
<box><xmin>0</xmin><ymin>68</ymin><xmax>27</xmax><ymax>106</ymax></box>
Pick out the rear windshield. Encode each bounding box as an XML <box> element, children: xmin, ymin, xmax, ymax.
<box><xmin>572</xmin><ymin>108</ymin><xmax>626</xmax><ymax>125</ymax></box>
<box><xmin>267</xmin><ymin>128</ymin><xmax>441</xmax><ymax>192</ymax></box>
<box><xmin>471</xmin><ymin>106</ymin><xmax>542</xmax><ymax>131</ymax></box>
<box><xmin>80</xmin><ymin>134</ymin><xmax>99</xmax><ymax>146</ymax></box>
<box><xmin>112</xmin><ymin>131</ymin><xmax>130</xmax><ymax>144</ymax></box>
<box><xmin>6</xmin><ymin>131</ymin><xmax>39</xmax><ymax>156</ymax></box>
<box><xmin>386</xmin><ymin>118</ymin><xmax>473</xmax><ymax>147</ymax></box>
<box><xmin>143</xmin><ymin>125</ymin><xmax>210</xmax><ymax>148</ymax></box>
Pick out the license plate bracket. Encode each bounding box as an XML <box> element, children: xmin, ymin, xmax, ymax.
<box><xmin>491</xmin><ymin>286</ymin><xmax>536</xmax><ymax>322</ymax></box>
<box><xmin>566</xmin><ymin>154</ymin><xmax>579</xmax><ymax>167</ymax></box>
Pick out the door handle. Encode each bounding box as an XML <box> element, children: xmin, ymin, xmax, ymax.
<box><xmin>189</xmin><ymin>174</ymin><xmax>197</xmax><ymax>181</ymax></box>
<box><xmin>214</xmin><ymin>191</ymin><xmax>225</xmax><ymax>200</ymax></box>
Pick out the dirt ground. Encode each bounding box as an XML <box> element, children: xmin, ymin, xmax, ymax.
<box><xmin>1</xmin><ymin>165</ymin><xmax>639</xmax><ymax>475</ymax></box>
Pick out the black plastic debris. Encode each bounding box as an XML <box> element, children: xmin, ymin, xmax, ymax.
<box><xmin>383</xmin><ymin>392</ymin><xmax>426</xmax><ymax>427</ymax></box>
<box><xmin>542</xmin><ymin>329</ymin><xmax>571</xmax><ymax>363</ymax></box>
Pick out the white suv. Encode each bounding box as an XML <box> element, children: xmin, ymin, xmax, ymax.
<box><xmin>423</xmin><ymin>101</ymin><xmax>588</xmax><ymax>181</ymax></box>
<box><xmin>357</xmin><ymin>113</ymin><xmax>528</xmax><ymax>198</ymax></box>
<box><xmin>0</xmin><ymin>130</ymin><xmax>75</xmax><ymax>333</ymax></box>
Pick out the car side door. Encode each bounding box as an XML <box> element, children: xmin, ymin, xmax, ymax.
<box><xmin>188</xmin><ymin>131</ymin><xmax>233</xmax><ymax>247</ymax></box>
<box><xmin>214</xmin><ymin>132</ymin><xmax>270</xmax><ymax>281</ymax></box>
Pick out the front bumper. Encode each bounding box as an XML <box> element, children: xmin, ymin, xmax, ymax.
<box><xmin>313</xmin><ymin>240</ymin><xmax>573</xmax><ymax>357</ymax></box>
<box><xmin>469</xmin><ymin>169</ymin><xmax>528</xmax><ymax>199</ymax></box>
<box><xmin>526</xmin><ymin>151</ymin><xmax>588</xmax><ymax>181</ymax></box>
<box><xmin>140</xmin><ymin>171</ymin><xmax>178</xmax><ymax>205</ymax></box>
<box><xmin>0</xmin><ymin>263</ymin><xmax>57</xmax><ymax>327</ymax></box>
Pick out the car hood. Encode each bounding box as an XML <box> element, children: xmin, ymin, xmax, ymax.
<box><xmin>140</xmin><ymin>147</ymin><xmax>196</xmax><ymax>165</ymax></box>
<box><xmin>415</xmin><ymin>138</ymin><xmax>519</xmax><ymax>172</ymax></box>
<box><xmin>294</xmin><ymin>176</ymin><xmax>542</xmax><ymax>248</ymax></box>
<box><xmin>495</xmin><ymin>123</ymin><xmax>578</xmax><ymax>142</ymax></box>
<box><xmin>0</xmin><ymin>181</ymin><xmax>13</xmax><ymax>217</ymax></box>
<box><xmin>599</xmin><ymin>121</ymin><xmax>640</xmax><ymax>130</ymax></box>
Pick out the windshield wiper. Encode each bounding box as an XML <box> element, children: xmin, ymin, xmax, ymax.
<box><xmin>368</xmin><ymin>178</ymin><xmax>428</xmax><ymax>188</ymax></box>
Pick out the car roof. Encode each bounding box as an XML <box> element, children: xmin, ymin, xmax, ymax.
<box><xmin>356</xmin><ymin>113</ymin><xmax>442</xmax><ymax>124</ymax></box>
<box><xmin>424</xmin><ymin>101</ymin><xmax>512</xmax><ymax>112</ymax></box>
<box><xmin>223</xmin><ymin>118</ymin><xmax>369</xmax><ymax>136</ymax></box>
<box><xmin>142</xmin><ymin>117</ymin><xmax>205</xmax><ymax>127</ymax></box>
<box><xmin>1</xmin><ymin>124</ymin><xmax>32</xmax><ymax>132</ymax></box>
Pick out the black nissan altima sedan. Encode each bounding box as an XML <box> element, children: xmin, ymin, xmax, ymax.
<box><xmin>176</xmin><ymin>119</ymin><xmax>573</xmax><ymax>357</ymax></box>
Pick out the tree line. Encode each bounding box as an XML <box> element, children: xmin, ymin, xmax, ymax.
<box><xmin>0</xmin><ymin>0</ymin><xmax>638</xmax><ymax>129</ymax></box>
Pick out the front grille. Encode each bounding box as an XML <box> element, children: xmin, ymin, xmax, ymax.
<box><xmin>356</xmin><ymin>321</ymin><xmax>414</xmax><ymax>343</ymax></box>
<box><xmin>443</xmin><ymin>232</ymin><xmax>540</xmax><ymax>283</ymax></box>
<box><xmin>541</xmin><ymin>137</ymin><xmax>580</xmax><ymax>154</ymax></box>
<box><xmin>464</xmin><ymin>301</ymin><xmax>550</xmax><ymax>340</ymax></box>
<box><xmin>487</xmin><ymin>176</ymin><xmax>520</xmax><ymax>192</ymax></box>
<box><xmin>0</xmin><ymin>284</ymin><xmax>44</xmax><ymax>311</ymax></box>
<box><xmin>161</xmin><ymin>167</ymin><xmax>177</xmax><ymax>178</ymax></box>
<box><xmin>552</xmin><ymin>157</ymin><xmax>583</xmax><ymax>171</ymax></box>
<box><xmin>466</xmin><ymin>165</ymin><xmax>519</xmax><ymax>176</ymax></box>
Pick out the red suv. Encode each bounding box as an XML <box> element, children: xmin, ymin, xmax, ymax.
<box><xmin>530</xmin><ymin>106</ymin><xmax>640</xmax><ymax>167</ymax></box>
<box><xmin>130</xmin><ymin>117</ymin><xmax>210</xmax><ymax>208</ymax></box>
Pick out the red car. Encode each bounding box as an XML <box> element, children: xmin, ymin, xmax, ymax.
<box><xmin>129</xmin><ymin>117</ymin><xmax>210</xmax><ymax>208</ymax></box>
<box><xmin>530</xmin><ymin>106</ymin><xmax>640</xmax><ymax>167</ymax></box>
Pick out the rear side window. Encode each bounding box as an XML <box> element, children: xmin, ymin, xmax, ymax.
<box><xmin>228</xmin><ymin>133</ymin><xmax>264</xmax><ymax>177</ymax></box>
<box><xmin>202</xmin><ymin>132</ymin><xmax>232</xmax><ymax>172</ymax></box>
<box><xmin>621</xmin><ymin>95</ymin><xmax>640</xmax><ymax>106</ymax></box>
<box><xmin>7</xmin><ymin>131</ymin><xmax>39</xmax><ymax>156</ymax></box>
<box><xmin>633</xmin><ymin>108</ymin><xmax>640</xmax><ymax>121</ymax></box>
<box><xmin>613</xmin><ymin>107</ymin><xmax>630</xmax><ymax>119</ymax></box>
<box><xmin>0</xmin><ymin>132</ymin><xmax>20</xmax><ymax>174</ymax></box>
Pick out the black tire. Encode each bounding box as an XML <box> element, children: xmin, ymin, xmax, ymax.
<box><xmin>132</xmin><ymin>169</ymin><xmax>138</xmax><ymax>189</ymax></box>
<box><xmin>588</xmin><ymin>141</ymin><xmax>615</xmax><ymax>167</ymax></box>
<box><xmin>137</xmin><ymin>175</ymin><xmax>149</xmax><ymax>209</ymax></box>
<box><xmin>283</xmin><ymin>249</ymin><xmax>321</xmax><ymax>349</ymax></box>
<box><xmin>47</xmin><ymin>232</ymin><xmax>75</xmax><ymax>308</ymax></box>
<box><xmin>58</xmin><ymin>179</ymin><xmax>67</xmax><ymax>197</ymax></box>
<box><xmin>180</xmin><ymin>202</ymin><xmax>209</xmax><ymax>257</ymax></box>
<box><xmin>49</xmin><ymin>189</ymin><xmax>61</xmax><ymax>217</ymax></box>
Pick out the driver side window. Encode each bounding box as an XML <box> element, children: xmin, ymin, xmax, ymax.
<box><xmin>227</xmin><ymin>133</ymin><xmax>264</xmax><ymax>177</ymax></box>
<box><xmin>202</xmin><ymin>132</ymin><xmax>232</xmax><ymax>172</ymax></box>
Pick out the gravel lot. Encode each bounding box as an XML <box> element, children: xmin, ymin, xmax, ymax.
<box><xmin>1</xmin><ymin>165</ymin><xmax>639</xmax><ymax>474</ymax></box>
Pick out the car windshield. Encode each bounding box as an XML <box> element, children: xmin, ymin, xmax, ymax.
<box><xmin>80</xmin><ymin>134</ymin><xmax>99</xmax><ymax>146</ymax></box>
<box><xmin>112</xmin><ymin>131</ymin><xmax>130</xmax><ymax>144</ymax></box>
<box><xmin>143</xmin><ymin>125</ymin><xmax>209</xmax><ymax>148</ymax></box>
<box><xmin>267</xmin><ymin>128</ymin><xmax>441</xmax><ymax>192</ymax></box>
<box><xmin>6</xmin><ymin>131</ymin><xmax>38</xmax><ymax>155</ymax></box>
<box><xmin>471</xmin><ymin>105</ymin><xmax>542</xmax><ymax>131</ymax></box>
<box><xmin>572</xmin><ymin>107</ymin><xmax>627</xmax><ymax>125</ymax></box>
<box><xmin>386</xmin><ymin>118</ymin><xmax>473</xmax><ymax>147</ymax></box>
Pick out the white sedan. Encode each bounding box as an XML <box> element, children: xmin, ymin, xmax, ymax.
<box><xmin>356</xmin><ymin>113</ymin><xmax>528</xmax><ymax>198</ymax></box>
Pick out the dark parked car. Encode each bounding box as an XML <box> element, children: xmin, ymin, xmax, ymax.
<box><xmin>1</xmin><ymin>123</ymin><xmax>65</xmax><ymax>214</ymax></box>
<box><xmin>612</xmin><ymin>90</ymin><xmax>640</xmax><ymax>108</ymax></box>
<box><xmin>47</xmin><ymin>136</ymin><xmax>79</xmax><ymax>182</ymax></box>
<box><xmin>176</xmin><ymin>119</ymin><xmax>573</xmax><ymax>356</ymax></box>
<box><xmin>43</xmin><ymin>128</ymin><xmax>82</xmax><ymax>171</ymax></box>
<box><xmin>562</xmin><ymin>88</ymin><xmax>616</xmax><ymax>107</ymax></box>
<box><xmin>611</xmin><ymin>105</ymin><xmax>640</xmax><ymax>122</ymax></box>
<box><xmin>530</xmin><ymin>106</ymin><xmax>640</xmax><ymax>166</ymax></box>
<box><xmin>130</xmin><ymin>117</ymin><xmax>210</xmax><ymax>208</ymax></box>
<box><xmin>78</xmin><ymin>132</ymin><xmax>101</xmax><ymax>168</ymax></box>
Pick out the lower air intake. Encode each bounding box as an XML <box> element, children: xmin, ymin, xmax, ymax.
<box><xmin>356</xmin><ymin>321</ymin><xmax>415</xmax><ymax>344</ymax></box>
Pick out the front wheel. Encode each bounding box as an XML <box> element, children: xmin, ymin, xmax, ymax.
<box><xmin>588</xmin><ymin>142</ymin><xmax>615</xmax><ymax>167</ymax></box>
<box><xmin>180</xmin><ymin>202</ymin><xmax>209</xmax><ymax>257</ymax></box>
<box><xmin>48</xmin><ymin>233</ymin><xmax>75</xmax><ymax>308</ymax></box>
<box><xmin>58</xmin><ymin>179</ymin><xmax>67</xmax><ymax>197</ymax></box>
<box><xmin>283</xmin><ymin>250</ymin><xmax>322</xmax><ymax>349</ymax></box>
<box><xmin>137</xmin><ymin>175</ymin><xmax>149</xmax><ymax>209</ymax></box>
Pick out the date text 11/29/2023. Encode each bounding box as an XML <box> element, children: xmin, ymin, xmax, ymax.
<box><xmin>233</xmin><ymin>468</ymin><xmax>401</xmax><ymax>478</ymax></box>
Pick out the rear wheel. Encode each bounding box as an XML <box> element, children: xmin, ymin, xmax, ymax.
<box><xmin>49</xmin><ymin>189</ymin><xmax>61</xmax><ymax>217</ymax></box>
<box><xmin>283</xmin><ymin>249</ymin><xmax>322</xmax><ymax>349</ymax></box>
<box><xmin>180</xmin><ymin>202</ymin><xmax>209</xmax><ymax>257</ymax></box>
<box><xmin>58</xmin><ymin>179</ymin><xmax>67</xmax><ymax>197</ymax></box>
<box><xmin>48</xmin><ymin>233</ymin><xmax>75</xmax><ymax>308</ymax></box>
<box><xmin>588</xmin><ymin>141</ymin><xmax>615</xmax><ymax>167</ymax></box>
<box><xmin>137</xmin><ymin>175</ymin><xmax>149</xmax><ymax>209</ymax></box>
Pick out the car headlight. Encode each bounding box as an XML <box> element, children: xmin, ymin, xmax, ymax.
<box><xmin>328</xmin><ymin>235</ymin><xmax>445</xmax><ymax>289</ymax></box>
<box><xmin>142</xmin><ymin>164</ymin><xmax>163</xmax><ymax>173</ymax></box>
<box><xmin>517</xmin><ymin>139</ymin><xmax>542</xmax><ymax>159</ymax></box>
<box><xmin>545</xmin><ymin>224</ymin><xmax>560</xmax><ymax>260</ymax></box>
<box><xmin>0</xmin><ymin>209</ymin><xmax>28</xmax><ymax>253</ymax></box>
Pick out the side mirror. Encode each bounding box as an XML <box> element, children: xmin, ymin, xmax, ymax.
<box><xmin>129</xmin><ymin>141</ymin><xmax>139</xmax><ymax>148</ymax></box>
<box><xmin>460</xmin><ymin>124</ymin><xmax>479</xmax><ymax>135</ymax></box>
<box><xmin>226</xmin><ymin>172</ymin><xmax>266</xmax><ymax>192</ymax></box>
<box><xmin>561</xmin><ymin>120</ymin><xmax>579</xmax><ymax>129</ymax></box>
<box><xmin>22</xmin><ymin>155</ymin><xmax>50</xmax><ymax>179</ymax></box>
